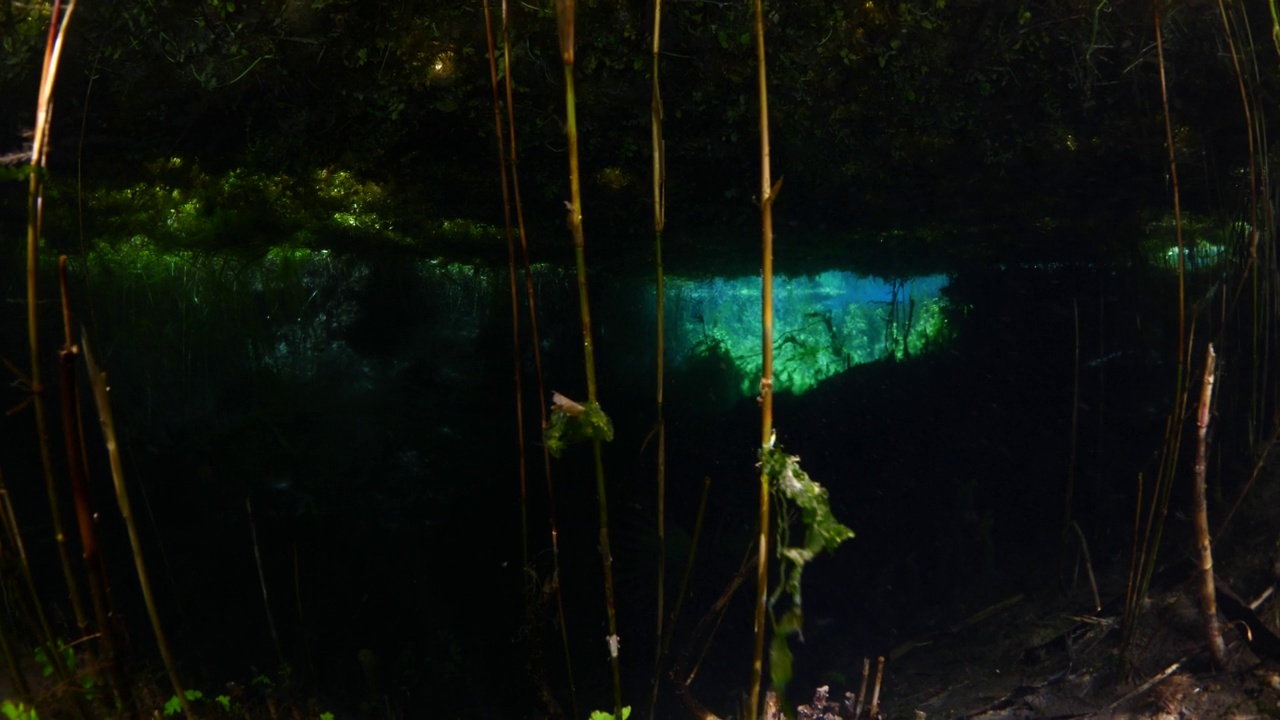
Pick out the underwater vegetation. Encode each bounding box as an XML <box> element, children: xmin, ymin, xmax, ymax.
<box><xmin>4</xmin><ymin>1</ymin><xmax>1280</xmax><ymax>720</ymax></box>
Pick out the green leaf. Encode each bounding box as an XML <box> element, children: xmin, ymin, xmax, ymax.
<box><xmin>760</xmin><ymin>444</ymin><xmax>853</xmax><ymax>703</ymax></box>
<box><xmin>543</xmin><ymin>395</ymin><xmax>614</xmax><ymax>458</ymax></box>
<box><xmin>2</xmin><ymin>700</ymin><xmax>39</xmax><ymax>720</ymax></box>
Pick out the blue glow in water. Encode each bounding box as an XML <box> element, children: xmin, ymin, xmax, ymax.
<box><xmin>811</xmin><ymin>271</ymin><xmax>950</xmax><ymax>310</ymax></box>
<box><xmin>663</xmin><ymin>271</ymin><xmax>951</xmax><ymax>396</ymax></box>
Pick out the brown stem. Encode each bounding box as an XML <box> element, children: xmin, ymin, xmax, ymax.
<box><xmin>648</xmin><ymin>0</ymin><xmax>668</xmax><ymax>717</ymax></box>
<box><xmin>1193</xmin><ymin>344</ymin><xmax>1226</xmax><ymax>667</ymax></box>
<box><xmin>82</xmin><ymin>333</ymin><xmax>196</xmax><ymax>719</ymax></box>
<box><xmin>1123</xmin><ymin>0</ymin><xmax>1192</xmax><ymax>661</ymax></box>
<box><xmin>497</xmin><ymin>0</ymin><xmax>577</xmax><ymax>713</ymax></box>
<box><xmin>28</xmin><ymin>0</ymin><xmax>90</xmax><ymax>651</ymax></box>
<box><xmin>749</xmin><ymin>0</ymin><xmax>778</xmax><ymax>716</ymax></box>
<box><xmin>868</xmin><ymin>656</ymin><xmax>886</xmax><ymax>719</ymax></box>
<box><xmin>482</xmin><ymin>0</ymin><xmax>530</xmax><ymax>578</ymax></box>
<box><xmin>58</xmin><ymin>256</ymin><xmax>128</xmax><ymax>712</ymax></box>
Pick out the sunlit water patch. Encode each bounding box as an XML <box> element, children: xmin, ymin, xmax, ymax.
<box><xmin>661</xmin><ymin>271</ymin><xmax>951</xmax><ymax>396</ymax></box>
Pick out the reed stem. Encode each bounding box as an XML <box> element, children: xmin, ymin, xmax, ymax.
<box><xmin>499</xmin><ymin>0</ymin><xmax>578</xmax><ymax>710</ymax></box>
<box><xmin>1122</xmin><ymin>0</ymin><xmax>1192</xmax><ymax>659</ymax></box>
<box><xmin>648</xmin><ymin>0</ymin><xmax>668</xmax><ymax>716</ymax></box>
<box><xmin>58</xmin><ymin>256</ymin><xmax>128</xmax><ymax>713</ymax></box>
<box><xmin>1192</xmin><ymin>344</ymin><xmax>1225</xmax><ymax>667</ymax></box>
<box><xmin>82</xmin><ymin>333</ymin><xmax>196</xmax><ymax>719</ymax></box>
<box><xmin>27</xmin><ymin>0</ymin><xmax>90</xmax><ymax>646</ymax></box>
<box><xmin>749</xmin><ymin>0</ymin><xmax>778</xmax><ymax>715</ymax></box>
<box><xmin>554</xmin><ymin>1</ymin><xmax>623</xmax><ymax>713</ymax></box>
<box><xmin>482</xmin><ymin>0</ymin><xmax>530</xmax><ymax>578</ymax></box>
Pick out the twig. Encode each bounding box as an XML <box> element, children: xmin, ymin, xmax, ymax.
<box><xmin>1099</xmin><ymin>657</ymin><xmax>1186</xmax><ymax>715</ymax></box>
<box><xmin>1072</xmin><ymin>522</ymin><xmax>1102</xmax><ymax>612</ymax></box>
<box><xmin>672</xmin><ymin>548</ymin><xmax>756</xmax><ymax>718</ymax></box>
<box><xmin>853</xmin><ymin>657</ymin><xmax>869</xmax><ymax>720</ymax></box>
<box><xmin>83</xmin><ymin>331</ymin><xmax>196</xmax><ymax>718</ymax></box>
<box><xmin>868</xmin><ymin>656</ymin><xmax>885</xmax><ymax>719</ymax></box>
<box><xmin>247</xmin><ymin>497</ymin><xmax>284</xmax><ymax>669</ymax></box>
<box><xmin>1192</xmin><ymin>344</ymin><xmax>1225</xmax><ymax>667</ymax></box>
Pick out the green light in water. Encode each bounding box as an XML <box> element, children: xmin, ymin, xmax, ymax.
<box><xmin>666</xmin><ymin>271</ymin><xmax>950</xmax><ymax>396</ymax></box>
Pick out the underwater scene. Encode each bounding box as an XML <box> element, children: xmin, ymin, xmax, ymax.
<box><xmin>2</xmin><ymin>2</ymin><xmax>1279</xmax><ymax>720</ymax></box>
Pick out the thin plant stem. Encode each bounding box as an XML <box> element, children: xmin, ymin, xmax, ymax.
<box><xmin>484</xmin><ymin>5</ymin><xmax>576</xmax><ymax>715</ymax></box>
<box><xmin>554</xmin><ymin>0</ymin><xmax>622</xmax><ymax>713</ymax></box>
<box><xmin>23</xmin><ymin>8</ymin><xmax>94</xmax><ymax>717</ymax></box>
<box><xmin>58</xmin><ymin>256</ymin><xmax>127</xmax><ymax>713</ymax></box>
<box><xmin>1151</xmin><ymin>0</ymin><xmax>1187</xmax><ymax>366</ymax></box>
<box><xmin>482</xmin><ymin>0</ymin><xmax>530</xmax><ymax>576</ymax></box>
<box><xmin>1213</xmin><ymin>1</ymin><xmax>1266</xmax><ymax>448</ymax></box>
<box><xmin>1192</xmin><ymin>344</ymin><xmax>1225</xmax><ymax>667</ymax></box>
<box><xmin>0</xmin><ymin>471</ymin><xmax>56</xmax><ymax>650</ymax></box>
<box><xmin>1071</xmin><ymin>521</ymin><xmax>1101</xmax><ymax>612</ymax></box>
<box><xmin>647</xmin><ymin>0</ymin><xmax>668</xmax><ymax>716</ymax></box>
<box><xmin>27</xmin><ymin>0</ymin><xmax>90</xmax><ymax>641</ymax></box>
<box><xmin>0</xmin><ymin>473</ymin><xmax>33</xmax><ymax>702</ymax></box>
<box><xmin>1</xmin><ymin>465</ymin><xmax>87</xmax><ymax>717</ymax></box>
<box><xmin>82</xmin><ymin>332</ymin><xmax>196</xmax><ymax>719</ymax></box>
<box><xmin>662</xmin><ymin>475</ymin><xmax>710</xmax><ymax>658</ymax></box>
<box><xmin>749</xmin><ymin>0</ymin><xmax>779</xmax><ymax>715</ymax></box>
<box><xmin>1122</xmin><ymin>0</ymin><xmax>1192</xmax><ymax>661</ymax></box>
<box><xmin>499</xmin><ymin>0</ymin><xmax>578</xmax><ymax>711</ymax></box>
<box><xmin>246</xmin><ymin>497</ymin><xmax>285</xmax><ymax>669</ymax></box>
<box><xmin>1063</xmin><ymin>298</ymin><xmax>1079</xmax><ymax>543</ymax></box>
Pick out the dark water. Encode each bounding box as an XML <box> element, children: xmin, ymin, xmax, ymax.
<box><xmin>0</xmin><ymin>249</ymin><xmax>1203</xmax><ymax>718</ymax></box>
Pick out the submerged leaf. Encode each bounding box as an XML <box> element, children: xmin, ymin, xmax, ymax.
<box><xmin>544</xmin><ymin>395</ymin><xmax>614</xmax><ymax>458</ymax></box>
<box><xmin>760</xmin><ymin>443</ymin><xmax>854</xmax><ymax>703</ymax></box>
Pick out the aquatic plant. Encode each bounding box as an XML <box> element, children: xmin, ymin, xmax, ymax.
<box><xmin>1</xmin><ymin>700</ymin><xmax>39</xmax><ymax>720</ymax></box>
<box><xmin>554</xmin><ymin>1</ymin><xmax>624</xmax><ymax>716</ymax></box>
<box><xmin>760</xmin><ymin>447</ymin><xmax>853</xmax><ymax>698</ymax></box>
<box><xmin>747</xmin><ymin>0</ymin><xmax>779</xmax><ymax>716</ymax></box>
<box><xmin>8</xmin><ymin>3</ymin><xmax>1280</xmax><ymax>720</ymax></box>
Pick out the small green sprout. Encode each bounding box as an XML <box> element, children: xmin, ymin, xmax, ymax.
<box><xmin>33</xmin><ymin>644</ymin><xmax>73</xmax><ymax>679</ymax></box>
<box><xmin>163</xmin><ymin>689</ymin><xmax>204</xmax><ymax>716</ymax></box>
<box><xmin>588</xmin><ymin>707</ymin><xmax>630</xmax><ymax>720</ymax></box>
<box><xmin>1</xmin><ymin>700</ymin><xmax>39</xmax><ymax>720</ymax></box>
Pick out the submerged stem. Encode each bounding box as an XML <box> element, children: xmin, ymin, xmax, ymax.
<box><xmin>556</xmin><ymin>0</ymin><xmax>623</xmax><ymax>714</ymax></box>
<box><xmin>749</xmin><ymin>0</ymin><xmax>776</xmax><ymax>716</ymax></box>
